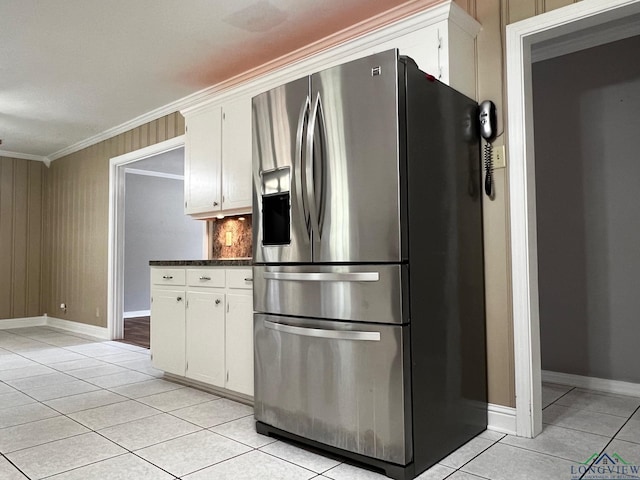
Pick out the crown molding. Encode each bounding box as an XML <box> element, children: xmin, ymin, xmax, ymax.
<box><xmin>46</xmin><ymin>93</ymin><xmax>191</xmax><ymax>162</ymax></box>
<box><xmin>0</xmin><ymin>149</ymin><xmax>50</xmax><ymax>166</ymax></box>
<box><xmin>182</xmin><ymin>0</ymin><xmax>467</xmax><ymax>115</ymax></box>
<box><xmin>47</xmin><ymin>0</ymin><xmax>475</xmax><ymax>162</ymax></box>
<box><xmin>182</xmin><ymin>0</ymin><xmax>477</xmax><ymax>116</ymax></box>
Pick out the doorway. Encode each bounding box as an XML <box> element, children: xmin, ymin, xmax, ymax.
<box><xmin>533</xmin><ymin>36</ymin><xmax>640</xmax><ymax>391</ymax></box>
<box><xmin>120</xmin><ymin>148</ymin><xmax>204</xmax><ymax>347</ymax></box>
<box><xmin>505</xmin><ymin>0</ymin><xmax>640</xmax><ymax>437</ymax></box>
<box><xmin>107</xmin><ymin>136</ymin><xmax>206</xmax><ymax>345</ymax></box>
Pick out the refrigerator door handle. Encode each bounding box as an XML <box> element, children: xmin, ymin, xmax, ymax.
<box><xmin>295</xmin><ymin>96</ymin><xmax>312</xmax><ymax>237</ymax></box>
<box><xmin>264</xmin><ymin>320</ymin><xmax>381</xmax><ymax>341</ymax></box>
<box><xmin>305</xmin><ymin>92</ymin><xmax>324</xmax><ymax>239</ymax></box>
<box><xmin>262</xmin><ymin>271</ymin><xmax>379</xmax><ymax>282</ymax></box>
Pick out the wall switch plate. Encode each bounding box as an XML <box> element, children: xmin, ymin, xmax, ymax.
<box><xmin>225</xmin><ymin>231</ymin><xmax>233</xmax><ymax>246</ymax></box>
<box><xmin>493</xmin><ymin>144</ymin><xmax>506</xmax><ymax>169</ymax></box>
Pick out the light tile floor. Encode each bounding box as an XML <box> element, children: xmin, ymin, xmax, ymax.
<box><xmin>1</xmin><ymin>326</ymin><xmax>639</xmax><ymax>479</ymax></box>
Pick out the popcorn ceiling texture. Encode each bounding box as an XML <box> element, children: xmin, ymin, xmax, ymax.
<box><xmin>209</xmin><ymin>215</ymin><xmax>252</xmax><ymax>259</ymax></box>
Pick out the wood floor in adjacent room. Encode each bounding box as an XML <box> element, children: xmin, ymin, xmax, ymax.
<box><xmin>117</xmin><ymin>316</ymin><xmax>150</xmax><ymax>349</ymax></box>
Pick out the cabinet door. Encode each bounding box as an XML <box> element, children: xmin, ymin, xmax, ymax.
<box><xmin>221</xmin><ymin>97</ymin><xmax>252</xmax><ymax>211</ymax></box>
<box><xmin>185</xmin><ymin>106</ymin><xmax>222</xmax><ymax>214</ymax></box>
<box><xmin>225</xmin><ymin>293</ymin><xmax>254</xmax><ymax>396</ymax></box>
<box><xmin>150</xmin><ymin>289</ymin><xmax>186</xmax><ymax>375</ymax></box>
<box><xmin>186</xmin><ymin>291</ymin><xmax>225</xmax><ymax>386</ymax></box>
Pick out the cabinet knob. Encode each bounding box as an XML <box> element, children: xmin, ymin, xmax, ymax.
<box><xmin>213</xmin><ymin>201</ymin><xmax>219</xmax><ymax>207</ymax></box>
<box><xmin>177</xmin><ymin>296</ymin><xmax>183</xmax><ymax>302</ymax></box>
<box><xmin>215</xmin><ymin>299</ymin><xmax>221</xmax><ymax>305</ymax></box>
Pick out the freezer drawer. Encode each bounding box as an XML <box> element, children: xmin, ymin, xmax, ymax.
<box><xmin>253</xmin><ymin>264</ymin><xmax>407</xmax><ymax>324</ymax></box>
<box><xmin>254</xmin><ymin>314</ymin><xmax>412</xmax><ymax>465</ymax></box>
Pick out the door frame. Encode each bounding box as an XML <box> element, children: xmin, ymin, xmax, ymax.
<box><xmin>107</xmin><ymin>135</ymin><xmax>185</xmax><ymax>340</ymax></box>
<box><xmin>506</xmin><ymin>0</ymin><xmax>640</xmax><ymax>437</ymax></box>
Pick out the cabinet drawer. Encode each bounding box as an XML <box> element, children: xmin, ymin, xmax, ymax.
<box><xmin>187</xmin><ymin>268</ymin><xmax>225</xmax><ymax>288</ymax></box>
<box><xmin>227</xmin><ymin>268</ymin><xmax>253</xmax><ymax>290</ymax></box>
<box><xmin>151</xmin><ymin>268</ymin><xmax>186</xmax><ymax>286</ymax></box>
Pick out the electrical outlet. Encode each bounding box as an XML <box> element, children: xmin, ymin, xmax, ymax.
<box><xmin>493</xmin><ymin>145</ymin><xmax>506</xmax><ymax>169</ymax></box>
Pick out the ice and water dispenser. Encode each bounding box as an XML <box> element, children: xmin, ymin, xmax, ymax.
<box><xmin>261</xmin><ymin>167</ymin><xmax>291</xmax><ymax>245</ymax></box>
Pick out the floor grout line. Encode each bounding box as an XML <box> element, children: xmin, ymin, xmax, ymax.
<box><xmin>3</xmin><ymin>328</ymin><xmax>640</xmax><ymax>480</ymax></box>
<box><xmin>1</xmin><ymin>450</ymin><xmax>32</xmax><ymax>480</ymax></box>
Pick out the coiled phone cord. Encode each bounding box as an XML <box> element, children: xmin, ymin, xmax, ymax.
<box><xmin>484</xmin><ymin>142</ymin><xmax>493</xmax><ymax>197</ymax></box>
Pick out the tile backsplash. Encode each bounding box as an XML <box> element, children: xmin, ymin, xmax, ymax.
<box><xmin>208</xmin><ymin>214</ymin><xmax>252</xmax><ymax>259</ymax></box>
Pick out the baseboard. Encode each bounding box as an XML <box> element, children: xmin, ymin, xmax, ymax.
<box><xmin>44</xmin><ymin>316</ymin><xmax>109</xmax><ymax>339</ymax></box>
<box><xmin>487</xmin><ymin>403</ymin><xmax>517</xmax><ymax>435</ymax></box>
<box><xmin>0</xmin><ymin>316</ymin><xmax>47</xmax><ymax>329</ymax></box>
<box><xmin>163</xmin><ymin>373</ymin><xmax>254</xmax><ymax>407</ymax></box>
<box><xmin>542</xmin><ymin>370</ymin><xmax>640</xmax><ymax>398</ymax></box>
<box><xmin>123</xmin><ymin>310</ymin><xmax>150</xmax><ymax>319</ymax></box>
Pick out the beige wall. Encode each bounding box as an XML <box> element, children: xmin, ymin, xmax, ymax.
<box><xmin>453</xmin><ymin>0</ymin><xmax>579</xmax><ymax>407</ymax></box>
<box><xmin>0</xmin><ymin>157</ymin><xmax>44</xmax><ymax>320</ymax></box>
<box><xmin>41</xmin><ymin>113</ymin><xmax>185</xmax><ymax>327</ymax></box>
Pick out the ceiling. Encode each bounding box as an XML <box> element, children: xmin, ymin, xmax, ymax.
<box><xmin>0</xmin><ymin>0</ymin><xmax>431</xmax><ymax>162</ymax></box>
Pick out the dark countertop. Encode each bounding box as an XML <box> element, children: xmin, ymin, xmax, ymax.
<box><xmin>149</xmin><ymin>259</ymin><xmax>252</xmax><ymax>267</ymax></box>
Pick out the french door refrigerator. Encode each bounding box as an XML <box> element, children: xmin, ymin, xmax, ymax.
<box><xmin>252</xmin><ymin>49</ymin><xmax>486</xmax><ymax>480</ymax></box>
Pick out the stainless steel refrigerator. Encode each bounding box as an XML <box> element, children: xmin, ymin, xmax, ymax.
<box><xmin>251</xmin><ymin>49</ymin><xmax>486</xmax><ymax>480</ymax></box>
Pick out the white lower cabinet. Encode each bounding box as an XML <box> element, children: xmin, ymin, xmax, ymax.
<box><xmin>150</xmin><ymin>266</ymin><xmax>254</xmax><ymax>397</ymax></box>
<box><xmin>225</xmin><ymin>293</ymin><xmax>254</xmax><ymax>396</ymax></box>
<box><xmin>185</xmin><ymin>291</ymin><xmax>225</xmax><ymax>386</ymax></box>
<box><xmin>150</xmin><ymin>288</ymin><xmax>186</xmax><ymax>376</ymax></box>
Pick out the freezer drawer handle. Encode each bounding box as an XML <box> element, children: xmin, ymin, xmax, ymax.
<box><xmin>264</xmin><ymin>320</ymin><xmax>380</xmax><ymax>341</ymax></box>
<box><xmin>262</xmin><ymin>272</ymin><xmax>379</xmax><ymax>282</ymax></box>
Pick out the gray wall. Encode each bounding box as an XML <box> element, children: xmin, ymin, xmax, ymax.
<box><xmin>124</xmin><ymin>171</ymin><xmax>203</xmax><ymax>313</ymax></box>
<box><xmin>533</xmin><ymin>36</ymin><xmax>640</xmax><ymax>383</ymax></box>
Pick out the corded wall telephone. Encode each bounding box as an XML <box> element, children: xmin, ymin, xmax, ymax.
<box><xmin>479</xmin><ymin>100</ymin><xmax>497</xmax><ymax>197</ymax></box>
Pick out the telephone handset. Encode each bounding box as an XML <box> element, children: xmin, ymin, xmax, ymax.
<box><xmin>479</xmin><ymin>100</ymin><xmax>497</xmax><ymax>197</ymax></box>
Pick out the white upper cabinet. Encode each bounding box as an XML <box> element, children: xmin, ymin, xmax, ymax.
<box><xmin>183</xmin><ymin>96</ymin><xmax>252</xmax><ymax>218</ymax></box>
<box><xmin>184</xmin><ymin>106</ymin><xmax>222</xmax><ymax>215</ymax></box>
<box><xmin>221</xmin><ymin>97</ymin><xmax>252</xmax><ymax>211</ymax></box>
<box><xmin>181</xmin><ymin>1</ymin><xmax>479</xmax><ymax>219</ymax></box>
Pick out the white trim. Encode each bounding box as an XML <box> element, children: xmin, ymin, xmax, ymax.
<box><xmin>542</xmin><ymin>371</ymin><xmax>640</xmax><ymax>398</ymax></box>
<box><xmin>124</xmin><ymin>168</ymin><xmax>184</xmax><ymax>181</ymax></box>
<box><xmin>531</xmin><ymin>16</ymin><xmax>640</xmax><ymax>62</ymax></box>
<box><xmin>108</xmin><ymin>136</ymin><xmax>185</xmax><ymax>341</ymax></box>
<box><xmin>123</xmin><ymin>310</ymin><xmax>151</xmax><ymax>319</ymax></box>
<box><xmin>42</xmin><ymin>1</ymin><xmax>478</xmax><ymax>162</ymax></box>
<box><xmin>45</xmin><ymin>316</ymin><xmax>109</xmax><ymax>340</ymax></box>
<box><xmin>0</xmin><ymin>316</ymin><xmax>108</xmax><ymax>339</ymax></box>
<box><xmin>487</xmin><ymin>404</ymin><xmax>517</xmax><ymax>435</ymax></box>
<box><xmin>0</xmin><ymin>317</ymin><xmax>47</xmax><ymax>329</ymax></box>
<box><xmin>0</xmin><ymin>150</ymin><xmax>50</xmax><ymax>165</ymax></box>
<box><xmin>110</xmin><ymin>137</ymin><xmax>185</xmax><ymax>165</ymax></box>
<box><xmin>182</xmin><ymin>2</ymin><xmax>480</xmax><ymax>117</ymax></box>
<box><xmin>506</xmin><ymin>0</ymin><xmax>640</xmax><ymax>438</ymax></box>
